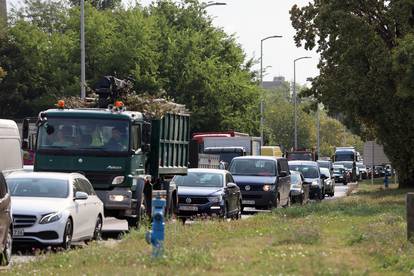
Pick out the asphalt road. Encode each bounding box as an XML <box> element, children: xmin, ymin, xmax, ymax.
<box><xmin>7</xmin><ymin>183</ymin><xmax>350</xmax><ymax>267</ymax></box>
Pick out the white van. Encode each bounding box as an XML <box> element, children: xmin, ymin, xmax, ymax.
<box><xmin>0</xmin><ymin>119</ymin><xmax>23</xmax><ymax>175</ymax></box>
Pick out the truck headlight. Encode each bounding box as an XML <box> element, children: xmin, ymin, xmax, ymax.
<box><xmin>208</xmin><ymin>196</ymin><xmax>222</xmax><ymax>203</ymax></box>
<box><xmin>112</xmin><ymin>176</ymin><xmax>125</xmax><ymax>185</ymax></box>
<box><xmin>39</xmin><ymin>212</ymin><xmax>62</xmax><ymax>224</ymax></box>
<box><xmin>109</xmin><ymin>195</ymin><xmax>127</xmax><ymax>202</ymax></box>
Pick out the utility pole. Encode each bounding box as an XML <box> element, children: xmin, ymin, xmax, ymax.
<box><xmin>293</xmin><ymin>56</ymin><xmax>311</xmax><ymax>150</ymax></box>
<box><xmin>260</xmin><ymin>35</ymin><xmax>282</xmax><ymax>145</ymax></box>
<box><xmin>80</xmin><ymin>0</ymin><xmax>86</xmax><ymax>99</ymax></box>
<box><xmin>0</xmin><ymin>0</ymin><xmax>7</xmax><ymax>25</ymax></box>
<box><xmin>316</xmin><ymin>103</ymin><xmax>320</xmax><ymax>158</ymax></box>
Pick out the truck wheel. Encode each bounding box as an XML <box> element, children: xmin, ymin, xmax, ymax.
<box><xmin>0</xmin><ymin>228</ymin><xmax>12</xmax><ymax>266</ymax></box>
<box><xmin>127</xmin><ymin>197</ymin><xmax>147</xmax><ymax>229</ymax></box>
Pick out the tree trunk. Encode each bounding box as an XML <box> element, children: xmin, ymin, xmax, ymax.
<box><xmin>0</xmin><ymin>0</ymin><xmax>6</xmax><ymax>24</ymax></box>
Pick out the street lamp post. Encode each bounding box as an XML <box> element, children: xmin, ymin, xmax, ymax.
<box><xmin>203</xmin><ymin>1</ymin><xmax>227</xmax><ymax>8</ymax></box>
<box><xmin>80</xmin><ymin>0</ymin><xmax>86</xmax><ymax>99</ymax></box>
<box><xmin>260</xmin><ymin>35</ymin><xmax>282</xmax><ymax>145</ymax></box>
<box><xmin>293</xmin><ymin>56</ymin><xmax>311</xmax><ymax>150</ymax></box>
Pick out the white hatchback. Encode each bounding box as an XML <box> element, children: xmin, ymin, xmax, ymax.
<box><xmin>6</xmin><ymin>172</ymin><xmax>104</xmax><ymax>249</ymax></box>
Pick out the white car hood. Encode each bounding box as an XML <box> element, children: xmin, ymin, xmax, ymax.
<box><xmin>11</xmin><ymin>197</ymin><xmax>69</xmax><ymax>215</ymax></box>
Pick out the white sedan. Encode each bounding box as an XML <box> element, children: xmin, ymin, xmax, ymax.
<box><xmin>6</xmin><ymin>172</ymin><xmax>104</xmax><ymax>249</ymax></box>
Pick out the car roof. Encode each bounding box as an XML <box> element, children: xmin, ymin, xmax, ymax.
<box><xmin>187</xmin><ymin>168</ymin><xmax>227</xmax><ymax>174</ymax></box>
<box><xmin>288</xmin><ymin>160</ymin><xmax>318</xmax><ymax>166</ymax></box>
<box><xmin>233</xmin><ymin>156</ymin><xmax>283</xmax><ymax>161</ymax></box>
<box><xmin>6</xmin><ymin>171</ymin><xmax>85</xmax><ymax>181</ymax></box>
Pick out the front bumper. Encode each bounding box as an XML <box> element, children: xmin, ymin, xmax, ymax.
<box><xmin>309</xmin><ymin>186</ymin><xmax>322</xmax><ymax>199</ymax></box>
<box><xmin>177</xmin><ymin>202</ymin><xmax>223</xmax><ymax>218</ymax></box>
<box><xmin>96</xmin><ymin>188</ymin><xmax>132</xmax><ymax>210</ymax></box>
<box><xmin>240</xmin><ymin>191</ymin><xmax>277</xmax><ymax>208</ymax></box>
<box><xmin>12</xmin><ymin>218</ymin><xmax>66</xmax><ymax>245</ymax></box>
<box><xmin>290</xmin><ymin>188</ymin><xmax>303</xmax><ymax>197</ymax></box>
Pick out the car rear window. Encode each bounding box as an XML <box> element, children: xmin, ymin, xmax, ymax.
<box><xmin>289</xmin><ymin>165</ymin><xmax>319</xmax><ymax>178</ymax></box>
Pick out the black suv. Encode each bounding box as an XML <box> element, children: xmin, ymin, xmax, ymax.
<box><xmin>0</xmin><ymin>172</ymin><xmax>12</xmax><ymax>266</ymax></box>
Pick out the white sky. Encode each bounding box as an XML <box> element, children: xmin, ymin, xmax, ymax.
<box><xmin>7</xmin><ymin>0</ymin><xmax>319</xmax><ymax>85</ymax></box>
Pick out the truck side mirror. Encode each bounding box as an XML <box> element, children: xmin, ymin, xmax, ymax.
<box><xmin>22</xmin><ymin>118</ymin><xmax>30</xmax><ymax>150</ymax></box>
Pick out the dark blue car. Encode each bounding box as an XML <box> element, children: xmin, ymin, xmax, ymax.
<box><xmin>229</xmin><ymin>156</ymin><xmax>291</xmax><ymax>210</ymax></box>
<box><xmin>173</xmin><ymin>169</ymin><xmax>242</xmax><ymax>223</ymax></box>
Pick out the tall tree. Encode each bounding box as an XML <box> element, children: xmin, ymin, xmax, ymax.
<box><xmin>291</xmin><ymin>0</ymin><xmax>414</xmax><ymax>187</ymax></box>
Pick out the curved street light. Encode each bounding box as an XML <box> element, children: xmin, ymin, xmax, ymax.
<box><xmin>260</xmin><ymin>35</ymin><xmax>283</xmax><ymax>145</ymax></box>
<box><xmin>293</xmin><ymin>56</ymin><xmax>312</xmax><ymax>150</ymax></box>
<box><xmin>203</xmin><ymin>1</ymin><xmax>227</xmax><ymax>8</ymax></box>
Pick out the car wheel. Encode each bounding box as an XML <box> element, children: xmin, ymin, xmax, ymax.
<box><xmin>61</xmin><ymin>219</ymin><xmax>73</xmax><ymax>250</ymax></box>
<box><xmin>92</xmin><ymin>215</ymin><xmax>103</xmax><ymax>241</ymax></box>
<box><xmin>0</xmin><ymin>227</ymin><xmax>12</xmax><ymax>266</ymax></box>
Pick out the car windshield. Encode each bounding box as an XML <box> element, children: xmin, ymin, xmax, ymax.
<box><xmin>337</xmin><ymin>162</ymin><xmax>353</xmax><ymax>169</ymax></box>
<box><xmin>37</xmin><ymin>118</ymin><xmax>130</xmax><ymax>154</ymax></box>
<box><xmin>318</xmin><ymin>162</ymin><xmax>329</xmax><ymax>169</ymax></box>
<box><xmin>174</xmin><ymin>172</ymin><xmax>223</xmax><ymax>187</ymax></box>
<box><xmin>289</xmin><ymin>165</ymin><xmax>319</xmax><ymax>178</ymax></box>
<box><xmin>229</xmin><ymin>159</ymin><xmax>276</xmax><ymax>176</ymax></box>
<box><xmin>7</xmin><ymin>178</ymin><xmax>69</xmax><ymax>198</ymax></box>
<box><xmin>320</xmin><ymin>168</ymin><xmax>330</xmax><ymax>177</ymax></box>
<box><xmin>290</xmin><ymin>173</ymin><xmax>301</xmax><ymax>185</ymax></box>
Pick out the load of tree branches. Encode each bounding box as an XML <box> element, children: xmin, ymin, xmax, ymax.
<box><xmin>59</xmin><ymin>76</ymin><xmax>188</xmax><ymax>119</ymax></box>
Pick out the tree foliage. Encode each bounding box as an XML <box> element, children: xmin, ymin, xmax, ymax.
<box><xmin>263</xmin><ymin>84</ymin><xmax>363</xmax><ymax>157</ymax></box>
<box><xmin>0</xmin><ymin>0</ymin><xmax>260</xmax><ymax>134</ymax></box>
<box><xmin>290</xmin><ymin>0</ymin><xmax>414</xmax><ymax>187</ymax></box>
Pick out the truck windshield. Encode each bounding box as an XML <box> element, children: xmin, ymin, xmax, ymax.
<box><xmin>335</xmin><ymin>152</ymin><xmax>355</xmax><ymax>161</ymax></box>
<box><xmin>37</xmin><ymin>118</ymin><xmax>130</xmax><ymax>154</ymax></box>
<box><xmin>229</xmin><ymin>159</ymin><xmax>276</xmax><ymax>176</ymax></box>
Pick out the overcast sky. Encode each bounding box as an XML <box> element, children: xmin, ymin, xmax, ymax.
<box><xmin>7</xmin><ymin>0</ymin><xmax>319</xmax><ymax>85</ymax></box>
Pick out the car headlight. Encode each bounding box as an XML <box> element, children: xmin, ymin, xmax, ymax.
<box><xmin>39</xmin><ymin>212</ymin><xmax>62</xmax><ymax>224</ymax></box>
<box><xmin>312</xmin><ymin>180</ymin><xmax>319</xmax><ymax>186</ymax></box>
<box><xmin>112</xmin><ymin>176</ymin><xmax>125</xmax><ymax>185</ymax></box>
<box><xmin>109</xmin><ymin>195</ymin><xmax>127</xmax><ymax>202</ymax></box>
<box><xmin>263</xmin><ymin>185</ymin><xmax>275</xmax><ymax>191</ymax></box>
<box><xmin>208</xmin><ymin>196</ymin><xmax>222</xmax><ymax>203</ymax></box>
<box><xmin>291</xmin><ymin>184</ymin><xmax>301</xmax><ymax>189</ymax></box>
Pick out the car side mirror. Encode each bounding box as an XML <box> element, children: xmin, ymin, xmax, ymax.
<box><xmin>227</xmin><ymin>182</ymin><xmax>237</xmax><ymax>189</ymax></box>
<box><xmin>279</xmin><ymin>171</ymin><xmax>288</xmax><ymax>177</ymax></box>
<box><xmin>75</xmin><ymin>191</ymin><xmax>88</xmax><ymax>200</ymax></box>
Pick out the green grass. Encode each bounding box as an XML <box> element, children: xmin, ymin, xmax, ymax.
<box><xmin>5</xmin><ymin>181</ymin><xmax>414</xmax><ymax>275</ymax></box>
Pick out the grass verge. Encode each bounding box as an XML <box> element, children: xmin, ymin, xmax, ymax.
<box><xmin>5</xmin><ymin>181</ymin><xmax>414</xmax><ymax>275</ymax></box>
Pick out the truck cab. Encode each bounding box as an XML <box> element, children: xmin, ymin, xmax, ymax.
<box><xmin>32</xmin><ymin>105</ymin><xmax>189</xmax><ymax>227</ymax></box>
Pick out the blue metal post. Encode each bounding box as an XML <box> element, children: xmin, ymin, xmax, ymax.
<box><xmin>145</xmin><ymin>193</ymin><xmax>166</xmax><ymax>258</ymax></box>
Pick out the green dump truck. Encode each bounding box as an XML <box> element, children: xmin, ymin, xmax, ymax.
<box><xmin>26</xmin><ymin>91</ymin><xmax>189</xmax><ymax>228</ymax></box>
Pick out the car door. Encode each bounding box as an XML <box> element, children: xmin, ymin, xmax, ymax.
<box><xmin>72</xmin><ymin>178</ymin><xmax>89</xmax><ymax>239</ymax></box>
<box><xmin>225</xmin><ymin>173</ymin><xmax>237</xmax><ymax>213</ymax></box>
<box><xmin>79</xmin><ymin>178</ymin><xmax>100</xmax><ymax>237</ymax></box>
<box><xmin>277</xmin><ymin>159</ymin><xmax>290</xmax><ymax>205</ymax></box>
<box><xmin>0</xmin><ymin>173</ymin><xmax>11</xmax><ymax>250</ymax></box>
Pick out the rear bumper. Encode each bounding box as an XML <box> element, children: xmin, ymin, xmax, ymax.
<box><xmin>240</xmin><ymin>191</ymin><xmax>276</xmax><ymax>208</ymax></box>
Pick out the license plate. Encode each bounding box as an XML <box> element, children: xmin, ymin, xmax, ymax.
<box><xmin>242</xmin><ymin>200</ymin><xmax>255</xmax><ymax>205</ymax></box>
<box><xmin>179</xmin><ymin>205</ymin><xmax>198</xmax><ymax>211</ymax></box>
<box><xmin>13</xmin><ymin>229</ymin><xmax>24</xmax><ymax>237</ymax></box>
